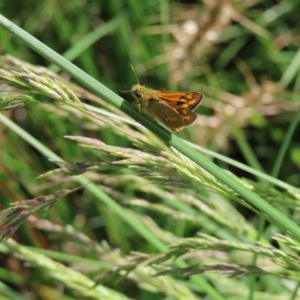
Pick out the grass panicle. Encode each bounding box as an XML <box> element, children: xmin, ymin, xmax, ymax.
<box><xmin>1</xmin><ymin>1</ymin><xmax>300</xmax><ymax>299</ymax></box>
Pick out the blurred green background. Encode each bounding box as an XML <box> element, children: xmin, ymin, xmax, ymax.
<box><xmin>1</xmin><ymin>0</ymin><xmax>300</xmax><ymax>299</ymax></box>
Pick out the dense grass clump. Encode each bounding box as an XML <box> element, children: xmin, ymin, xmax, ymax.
<box><xmin>1</xmin><ymin>1</ymin><xmax>300</xmax><ymax>299</ymax></box>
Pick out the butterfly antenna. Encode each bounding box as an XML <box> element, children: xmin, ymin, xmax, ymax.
<box><xmin>118</xmin><ymin>89</ymin><xmax>131</xmax><ymax>94</ymax></box>
<box><xmin>130</xmin><ymin>65</ymin><xmax>140</xmax><ymax>84</ymax></box>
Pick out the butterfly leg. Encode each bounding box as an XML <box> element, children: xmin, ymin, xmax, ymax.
<box><xmin>133</xmin><ymin>102</ymin><xmax>142</xmax><ymax>122</ymax></box>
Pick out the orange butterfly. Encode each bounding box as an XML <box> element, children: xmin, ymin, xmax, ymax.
<box><xmin>120</xmin><ymin>67</ymin><xmax>204</xmax><ymax>131</ymax></box>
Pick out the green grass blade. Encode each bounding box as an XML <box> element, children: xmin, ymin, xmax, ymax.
<box><xmin>1</xmin><ymin>14</ymin><xmax>300</xmax><ymax>244</ymax></box>
<box><xmin>48</xmin><ymin>16</ymin><xmax>122</xmax><ymax>73</ymax></box>
<box><xmin>228</xmin><ymin>116</ymin><xmax>264</xmax><ymax>173</ymax></box>
<box><xmin>272</xmin><ymin>105</ymin><xmax>300</xmax><ymax>178</ymax></box>
<box><xmin>280</xmin><ymin>48</ymin><xmax>300</xmax><ymax>88</ymax></box>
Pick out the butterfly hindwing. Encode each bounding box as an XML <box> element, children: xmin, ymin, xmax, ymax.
<box><xmin>148</xmin><ymin>99</ymin><xmax>183</xmax><ymax>131</ymax></box>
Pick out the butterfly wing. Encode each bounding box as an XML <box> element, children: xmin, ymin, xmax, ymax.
<box><xmin>148</xmin><ymin>99</ymin><xmax>184</xmax><ymax>131</ymax></box>
<box><xmin>156</xmin><ymin>91</ymin><xmax>203</xmax><ymax>131</ymax></box>
<box><xmin>158</xmin><ymin>92</ymin><xmax>203</xmax><ymax>111</ymax></box>
<box><xmin>179</xmin><ymin>109</ymin><xmax>198</xmax><ymax>127</ymax></box>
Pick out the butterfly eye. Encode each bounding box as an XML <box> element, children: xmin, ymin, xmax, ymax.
<box><xmin>135</xmin><ymin>90</ymin><xmax>142</xmax><ymax>98</ymax></box>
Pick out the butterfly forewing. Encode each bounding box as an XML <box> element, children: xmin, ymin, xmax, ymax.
<box><xmin>158</xmin><ymin>92</ymin><xmax>203</xmax><ymax>111</ymax></box>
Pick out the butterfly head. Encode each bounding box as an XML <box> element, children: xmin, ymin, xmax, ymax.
<box><xmin>131</xmin><ymin>84</ymin><xmax>143</xmax><ymax>101</ymax></box>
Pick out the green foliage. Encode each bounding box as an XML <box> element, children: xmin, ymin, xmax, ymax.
<box><xmin>1</xmin><ymin>1</ymin><xmax>300</xmax><ymax>299</ymax></box>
